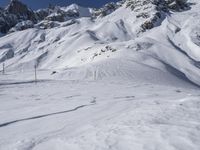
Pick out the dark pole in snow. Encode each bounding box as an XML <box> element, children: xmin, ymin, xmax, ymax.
<box><xmin>34</xmin><ymin>65</ymin><xmax>37</xmax><ymax>84</ymax></box>
<box><xmin>2</xmin><ymin>63</ymin><xmax>5</xmax><ymax>75</ymax></box>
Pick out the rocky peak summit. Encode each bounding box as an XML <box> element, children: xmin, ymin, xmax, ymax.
<box><xmin>6</xmin><ymin>0</ymin><xmax>29</xmax><ymax>14</ymax></box>
<box><xmin>5</xmin><ymin>0</ymin><xmax>36</xmax><ymax>21</ymax></box>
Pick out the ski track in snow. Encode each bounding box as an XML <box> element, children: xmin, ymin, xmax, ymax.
<box><xmin>0</xmin><ymin>104</ymin><xmax>94</xmax><ymax>128</ymax></box>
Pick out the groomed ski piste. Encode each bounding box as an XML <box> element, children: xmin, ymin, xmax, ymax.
<box><xmin>0</xmin><ymin>0</ymin><xmax>200</xmax><ymax>149</ymax></box>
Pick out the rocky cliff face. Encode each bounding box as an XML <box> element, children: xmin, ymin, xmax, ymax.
<box><xmin>125</xmin><ymin>0</ymin><xmax>189</xmax><ymax>31</ymax></box>
<box><xmin>6</xmin><ymin>0</ymin><xmax>36</xmax><ymax>21</ymax></box>
<box><xmin>0</xmin><ymin>0</ymin><xmax>36</xmax><ymax>33</ymax></box>
<box><xmin>92</xmin><ymin>2</ymin><xmax>121</xmax><ymax>18</ymax></box>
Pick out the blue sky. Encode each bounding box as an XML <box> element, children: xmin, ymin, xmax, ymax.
<box><xmin>0</xmin><ymin>0</ymin><xmax>120</xmax><ymax>10</ymax></box>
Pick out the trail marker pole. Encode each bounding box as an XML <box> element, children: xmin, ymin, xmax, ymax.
<box><xmin>34</xmin><ymin>65</ymin><xmax>37</xmax><ymax>84</ymax></box>
<box><xmin>2</xmin><ymin>63</ymin><xmax>5</xmax><ymax>75</ymax></box>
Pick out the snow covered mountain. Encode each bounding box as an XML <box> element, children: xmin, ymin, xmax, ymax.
<box><xmin>0</xmin><ymin>1</ymin><xmax>89</xmax><ymax>33</ymax></box>
<box><xmin>0</xmin><ymin>0</ymin><xmax>199</xmax><ymax>86</ymax></box>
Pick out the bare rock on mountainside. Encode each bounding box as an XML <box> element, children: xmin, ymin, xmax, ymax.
<box><xmin>6</xmin><ymin>0</ymin><xmax>36</xmax><ymax>21</ymax></box>
<box><xmin>126</xmin><ymin>0</ymin><xmax>189</xmax><ymax>31</ymax></box>
<box><xmin>166</xmin><ymin>0</ymin><xmax>189</xmax><ymax>10</ymax></box>
<box><xmin>9</xmin><ymin>20</ymin><xmax>34</xmax><ymax>33</ymax></box>
<box><xmin>92</xmin><ymin>2</ymin><xmax>120</xmax><ymax>18</ymax></box>
<box><xmin>0</xmin><ymin>0</ymin><xmax>36</xmax><ymax>33</ymax></box>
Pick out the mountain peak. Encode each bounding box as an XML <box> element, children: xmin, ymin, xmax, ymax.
<box><xmin>68</xmin><ymin>3</ymin><xmax>80</xmax><ymax>9</ymax></box>
<box><xmin>6</xmin><ymin>0</ymin><xmax>29</xmax><ymax>14</ymax></box>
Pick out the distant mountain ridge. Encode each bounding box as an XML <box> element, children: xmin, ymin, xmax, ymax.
<box><xmin>0</xmin><ymin>0</ymin><xmax>188</xmax><ymax>34</ymax></box>
<box><xmin>0</xmin><ymin>0</ymin><xmax>122</xmax><ymax>34</ymax></box>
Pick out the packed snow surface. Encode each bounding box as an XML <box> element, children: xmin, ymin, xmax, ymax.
<box><xmin>0</xmin><ymin>72</ymin><xmax>200</xmax><ymax>150</ymax></box>
<box><xmin>0</xmin><ymin>0</ymin><xmax>200</xmax><ymax>149</ymax></box>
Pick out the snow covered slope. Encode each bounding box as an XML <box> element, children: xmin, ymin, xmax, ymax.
<box><xmin>0</xmin><ymin>79</ymin><xmax>200</xmax><ymax>150</ymax></box>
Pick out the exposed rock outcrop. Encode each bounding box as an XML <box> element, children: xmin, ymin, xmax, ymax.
<box><xmin>92</xmin><ymin>2</ymin><xmax>120</xmax><ymax>18</ymax></box>
<box><xmin>0</xmin><ymin>0</ymin><xmax>36</xmax><ymax>33</ymax></box>
<box><xmin>6</xmin><ymin>0</ymin><xmax>36</xmax><ymax>21</ymax></box>
<box><xmin>125</xmin><ymin>0</ymin><xmax>189</xmax><ymax>31</ymax></box>
<box><xmin>9</xmin><ymin>20</ymin><xmax>34</xmax><ymax>33</ymax></box>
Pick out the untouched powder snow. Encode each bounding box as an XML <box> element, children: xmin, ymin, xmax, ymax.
<box><xmin>0</xmin><ymin>0</ymin><xmax>200</xmax><ymax>150</ymax></box>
